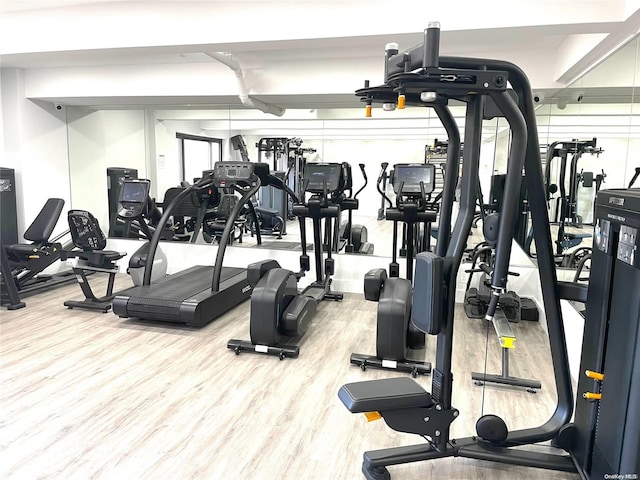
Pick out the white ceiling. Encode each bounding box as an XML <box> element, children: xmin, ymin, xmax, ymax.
<box><xmin>1</xmin><ymin>1</ymin><xmax>639</xmax><ymax>109</ymax></box>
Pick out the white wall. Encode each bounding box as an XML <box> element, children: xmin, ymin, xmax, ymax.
<box><xmin>67</xmin><ymin>108</ymin><xmax>147</xmax><ymax>231</ymax></box>
<box><xmin>1</xmin><ymin>68</ymin><xmax>71</xmax><ymax>238</ymax></box>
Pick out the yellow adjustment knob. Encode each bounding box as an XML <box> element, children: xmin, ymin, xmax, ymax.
<box><xmin>583</xmin><ymin>392</ymin><xmax>602</xmax><ymax>400</ymax></box>
<box><xmin>364</xmin><ymin>411</ymin><xmax>382</xmax><ymax>422</ymax></box>
<box><xmin>365</xmin><ymin>104</ymin><xmax>372</xmax><ymax>118</ymax></box>
<box><xmin>398</xmin><ymin>94</ymin><xmax>406</xmax><ymax>109</ymax></box>
<box><xmin>585</xmin><ymin>370</ymin><xmax>604</xmax><ymax>381</ymax></box>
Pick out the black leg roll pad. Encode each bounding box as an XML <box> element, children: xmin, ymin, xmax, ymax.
<box><xmin>338</xmin><ymin>377</ymin><xmax>432</xmax><ymax>413</ymax></box>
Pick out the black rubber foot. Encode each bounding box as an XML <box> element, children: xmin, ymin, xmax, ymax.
<box><xmin>363</xmin><ymin>464</ymin><xmax>390</xmax><ymax>480</ymax></box>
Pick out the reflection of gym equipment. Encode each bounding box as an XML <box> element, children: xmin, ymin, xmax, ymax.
<box><xmin>2</xmin><ymin>198</ymin><xmax>76</xmax><ymax>304</ymax></box>
<box><xmin>227</xmin><ymin>162</ymin><xmax>344</xmax><ymax>359</ymax></box>
<box><xmin>545</xmin><ymin>139</ymin><xmax>603</xmax><ymax>255</ymax></box>
<box><xmin>230</xmin><ymin>134</ymin><xmax>250</xmax><ymax>162</ymax></box>
<box><xmin>383</xmin><ymin>163</ymin><xmax>440</xmax><ymax>262</ymax></box>
<box><xmin>376</xmin><ymin>162</ymin><xmax>391</xmax><ymax>220</ymax></box>
<box><xmin>326</xmin><ymin>163</ymin><xmax>373</xmax><ymax>254</ymax></box>
<box><xmin>629</xmin><ymin>166</ymin><xmax>640</xmax><ymax>188</ymax></box>
<box><xmin>351</xmin><ymin>162</ymin><xmax>444</xmax><ymax>377</ymax></box>
<box><xmin>204</xmin><ymin>193</ymin><xmax>246</xmax><ymax>244</ymax></box>
<box><xmin>159</xmin><ymin>183</ymin><xmax>219</xmax><ymax>242</ymax></box>
<box><xmin>339</xmin><ymin>24</ymin><xmax>586</xmax><ymax>479</ymax></box>
<box><xmin>463</xmin><ymin>214</ymin><xmax>541</xmax><ymax>392</ymax></box>
<box><xmin>230</xmin><ymin>135</ymin><xmax>287</xmax><ymax>242</ymax></box>
<box><xmin>107</xmin><ymin>167</ymin><xmax>138</xmax><ymax>237</ymax></box>
<box><xmin>116</xmin><ymin>179</ymin><xmax>168</xmax><ymax>286</ymax></box>
<box><xmin>256</xmin><ymin>137</ymin><xmax>313</xmax><ymax>228</ymax></box>
<box><xmin>489</xmin><ymin>173</ymin><xmax>529</xmax><ymax>247</ymax></box>
<box><xmin>113</xmin><ymin>163</ymin><xmax>262</xmax><ymax>327</ymax></box>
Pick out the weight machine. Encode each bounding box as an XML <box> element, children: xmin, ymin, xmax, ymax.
<box><xmin>337</xmin><ymin>22</ymin><xmax>588</xmax><ymax>480</ymax></box>
<box><xmin>256</xmin><ymin>137</ymin><xmax>316</xmax><ymax>230</ymax></box>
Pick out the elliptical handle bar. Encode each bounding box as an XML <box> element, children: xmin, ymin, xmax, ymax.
<box><xmin>142</xmin><ymin>176</ymin><xmax>214</xmax><ymax>285</ymax></box>
<box><xmin>377</xmin><ymin>163</ymin><xmax>393</xmax><ymax>208</ymax></box>
<box><xmin>354</xmin><ymin>163</ymin><xmax>368</xmax><ymax>200</ymax></box>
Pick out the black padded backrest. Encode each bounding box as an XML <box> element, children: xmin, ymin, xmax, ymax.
<box><xmin>216</xmin><ymin>194</ymin><xmax>238</xmax><ymax>220</ymax></box>
<box><xmin>23</xmin><ymin>198</ymin><xmax>65</xmax><ymax>243</ymax></box>
<box><xmin>162</xmin><ymin>187</ymin><xmax>201</xmax><ymax>218</ymax></box>
<box><xmin>67</xmin><ymin>210</ymin><xmax>107</xmax><ymax>252</ymax></box>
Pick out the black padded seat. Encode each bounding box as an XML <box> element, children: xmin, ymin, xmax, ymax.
<box><xmin>338</xmin><ymin>377</ymin><xmax>432</xmax><ymax>413</ymax></box>
<box><xmin>5</xmin><ymin>198</ymin><xmax>65</xmax><ymax>261</ymax></box>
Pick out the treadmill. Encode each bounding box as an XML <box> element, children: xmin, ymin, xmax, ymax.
<box><xmin>112</xmin><ymin>162</ymin><xmax>263</xmax><ymax>327</ymax></box>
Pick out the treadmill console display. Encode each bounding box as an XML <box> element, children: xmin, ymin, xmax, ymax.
<box><xmin>213</xmin><ymin>162</ymin><xmax>255</xmax><ymax>187</ymax></box>
<box><xmin>304</xmin><ymin>163</ymin><xmax>343</xmax><ymax>194</ymax></box>
<box><xmin>393</xmin><ymin>164</ymin><xmax>435</xmax><ymax>195</ymax></box>
<box><xmin>117</xmin><ymin>180</ymin><xmax>150</xmax><ymax>218</ymax></box>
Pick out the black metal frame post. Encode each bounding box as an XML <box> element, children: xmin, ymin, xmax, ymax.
<box><xmin>1</xmin><ymin>239</ymin><xmax>26</xmax><ymax>310</ymax></box>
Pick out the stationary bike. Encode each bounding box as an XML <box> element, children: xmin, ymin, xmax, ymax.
<box><xmin>350</xmin><ymin>163</ymin><xmax>439</xmax><ymax>377</ymax></box>
<box><xmin>61</xmin><ymin>179</ymin><xmax>169</xmax><ymax>312</ymax></box>
<box><xmin>227</xmin><ymin>162</ymin><xmax>345</xmax><ymax>359</ymax></box>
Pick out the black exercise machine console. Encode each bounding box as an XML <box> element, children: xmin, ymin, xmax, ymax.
<box><xmin>392</xmin><ymin>163</ymin><xmax>435</xmax><ymax>195</ymax></box>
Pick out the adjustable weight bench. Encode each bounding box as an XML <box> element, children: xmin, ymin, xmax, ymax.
<box><xmin>5</xmin><ymin>198</ymin><xmax>67</xmax><ymax>283</ymax></box>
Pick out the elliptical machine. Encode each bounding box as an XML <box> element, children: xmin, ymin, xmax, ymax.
<box><xmin>227</xmin><ymin>162</ymin><xmax>345</xmax><ymax>359</ymax></box>
<box><xmin>341</xmin><ymin>163</ymin><xmax>374</xmax><ymax>255</ymax></box>
<box><xmin>350</xmin><ymin>163</ymin><xmax>440</xmax><ymax>377</ymax></box>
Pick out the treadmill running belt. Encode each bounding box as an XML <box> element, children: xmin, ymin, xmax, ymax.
<box><xmin>116</xmin><ymin>265</ymin><xmax>246</xmax><ymax>322</ymax></box>
<box><xmin>126</xmin><ymin>266</ymin><xmax>243</xmax><ymax>303</ymax></box>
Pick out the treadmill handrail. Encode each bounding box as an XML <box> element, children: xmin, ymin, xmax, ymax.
<box><xmin>211</xmin><ymin>178</ymin><xmax>262</xmax><ymax>292</ymax></box>
<box><xmin>142</xmin><ymin>173</ymin><xmax>214</xmax><ymax>285</ymax></box>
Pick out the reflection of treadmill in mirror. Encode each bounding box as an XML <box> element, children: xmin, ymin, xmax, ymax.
<box><xmin>112</xmin><ymin>163</ymin><xmax>261</xmax><ymax>327</ymax></box>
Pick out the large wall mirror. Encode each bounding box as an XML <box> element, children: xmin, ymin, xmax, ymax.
<box><xmin>65</xmin><ymin>36</ymin><xmax>639</xmax><ymax>264</ymax></box>
<box><xmin>527</xmin><ymin>36</ymin><xmax>639</xmax><ymax>272</ymax></box>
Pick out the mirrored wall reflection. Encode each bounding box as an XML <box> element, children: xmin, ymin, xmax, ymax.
<box><xmin>527</xmin><ymin>36</ymin><xmax>639</xmax><ymax>274</ymax></box>
<box><xmin>67</xmin><ymin>107</ymin><xmax>147</xmax><ymax>234</ymax></box>
<box><xmin>64</xmin><ymin>35</ymin><xmax>640</xmax><ymax>262</ymax></box>
<box><xmin>144</xmin><ymin>104</ymin><xmax>508</xmax><ymax>257</ymax></box>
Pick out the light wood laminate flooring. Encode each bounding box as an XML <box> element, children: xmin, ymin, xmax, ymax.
<box><xmin>1</xmin><ymin>273</ymin><xmax>578</xmax><ymax>480</ymax></box>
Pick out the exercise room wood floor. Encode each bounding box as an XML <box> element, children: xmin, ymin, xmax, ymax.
<box><xmin>1</xmin><ymin>274</ymin><xmax>579</xmax><ymax>480</ymax></box>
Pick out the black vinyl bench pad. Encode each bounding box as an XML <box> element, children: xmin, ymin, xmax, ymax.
<box><xmin>338</xmin><ymin>377</ymin><xmax>432</xmax><ymax>413</ymax></box>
